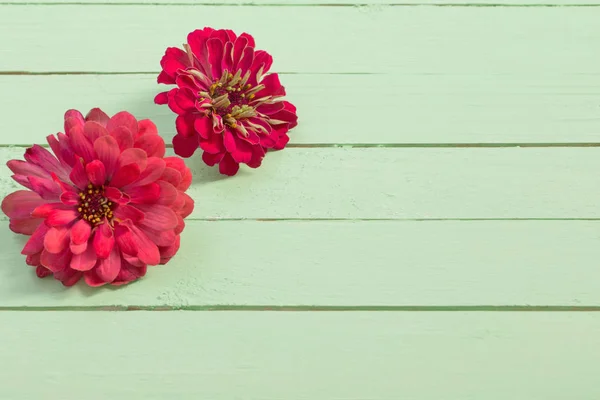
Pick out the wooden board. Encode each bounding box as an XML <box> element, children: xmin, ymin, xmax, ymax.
<box><xmin>1</xmin><ymin>6</ymin><xmax>600</xmax><ymax>74</ymax></box>
<box><xmin>1</xmin><ymin>312</ymin><xmax>599</xmax><ymax>399</ymax></box>
<box><xmin>1</xmin><ymin>1</ymin><xmax>599</xmax><ymax>5</ymax></box>
<box><xmin>2</xmin><ymin>147</ymin><xmax>599</xmax><ymax>220</ymax></box>
<box><xmin>3</xmin><ymin>74</ymin><xmax>600</xmax><ymax>144</ymax></box>
<box><xmin>1</xmin><ymin>220</ymin><xmax>600</xmax><ymax>307</ymax></box>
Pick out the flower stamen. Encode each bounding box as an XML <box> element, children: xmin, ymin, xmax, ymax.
<box><xmin>78</xmin><ymin>183</ymin><xmax>115</xmax><ymax>226</ymax></box>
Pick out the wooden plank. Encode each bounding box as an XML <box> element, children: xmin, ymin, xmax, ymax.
<box><xmin>1</xmin><ymin>147</ymin><xmax>599</xmax><ymax>219</ymax></box>
<box><xmin>1</xmin><ymin>1</ymin><xmax>598</xmax><ymax>5</ymax></box>
<box><xmin>1</xmin><ymin>7</ymin><xmax>599</xmax><ymax>73</ymax></box>
<box><xmin>1</xmin><ymin>220</ymin><xmax>600</xmax><ymax>306</ymax></box>
<box><xmin>3</xmin><ymin>74</ymin><xmax>600</xmax><ymax>144</ymax></box>
<box><xmin>1</xmin><ymin>312</ymin><xmax>599</xmax><ymax>399</ymax></box>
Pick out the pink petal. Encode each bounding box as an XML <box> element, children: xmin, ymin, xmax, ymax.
<box><xmin>85</xmin><ymin>108</ymin><xmax>110</xmax><ymax>127</ymax></box>
<box><xmin>123</xmin><ymin>254</ymin><xmax>145</xmax><ymax>267</ymax></box>
<box><xmin>159</xmin><ymin>167</ymin><xmax>182</xmax><ymax>188</ymax></box>
<box><xmin>174</xmin><ymin>88</ymin><xmax>198</xmax><ymax>112</ymax></box>
<box><xmin>158</xmin><ymin>70</ymin><xmax>174</xmax><ymax>84</ymax></box>
<box><xmin>129</xmin><ymin>157</ymin><xmax>166</xmax><ymax>188</ymax></box>
<box><xmin>180</xmin><ymin>192</ymin><xmax>195</xmax><ymax>218</ymax></box>
<box><xmin>70</xmin><ymin>240</ymin><xmax>87</xmax><ymax>255</ymax></box>
<box><xmin>64</xmin><ymin>116</ymin><xmax>84</xmax><ymax>139</ymax></box>
<box><xmin>126</xmin><ymin>183</ymin><xmax>161</xmax><ymax>204</ymax></box>
<box><xmin>166</xmin><ymin>88</ymin><xmax>187</xmax><ymax>115</ymax></box>
<box><xmin>193</xmin><ymin>116</ymin><xmax>213</xmax><ymax>139</ymax></box>
<box><xmin>110</xmin><ymin>163</ymin><xmax>141</xmax><ymax>188</ymax></box>
<box><xmin>222</xmin><ymin>41</ymin><xmax>234</xmax><ymax>73</ymax></box>
<box><xmin>9</xmin><ymin>217</ymin><xmax>43</xmax><ymax>235</ymax></box>
<box><xmin>230</xmin><ymin>136</ymin><xmax>254</xmax><ymax>164</ymax></box>
<box><xmin>107</xmin><ymin>111</ymin><xmax>138</xmax><ymax>137</ymax></box>
<box><xmin>159</xmin><ymin>235</ymin><xmax>181</xmax><ymax>264</ymax></box>
<box><xmin>219</xmin><ymin>153</ymin><xmax>240</xmax><ymax>176</ymax></box>
<box><xmin>156</xmin><ymin>181</ymin><xmax>178</xmax><ymax>206</ymax></box>
<box><xmin>44</xmin><ymin>226</ymin><xmax>70</xmax><ymax>253</ymax></box>
<box><xmin>31</xmin><ymin>202</ymin><xmax>69</xmax><ymax>219</ymax></box>
<box><xmin>71</xmin><ymin>218</ymin><xmax>91</xmax><ymax>244</ymax></box>
<box><xmin>36</xmin><ymin>265</ymin><xmax>52</xmax><ymax>278</ymax></box>
<box><xmin>114</xmin><ymin>224</ymin><xmax>137</xmax><ymax>256</ymax></box>
<box><xmin>232</xmin><ymin>36</ymin><xmax>249</xmax><ymax>70</ymax></box>
<box><xmin>164</xmin><ymin>157</ymin><xmax>192</xmax><ymax>190</ymax></box>
<box><xmin>47</xmin><ymin>209</ymin><xmax>78</xmax><ymax>227</ymax></box>
<box><xmin>1</xmin><ymin>190</ymin><xmax>45</xmax><ymax>219</ymax></box>
<box><xmin>237</xmin><ymin>46</ymin><xmax>254</xmax><ymax>73</ymax></box>
<box><xmin>144</xmin><ymin>227</ymin><xmax>176</xmax><ymax>247</ymax></box>
<box><xmin>173</xmin><ymin>134</ymin><xmax>200</xmax><ymax>158</ymax></box>
<box><xmin>93</xmin><ymin>223</ymin><xmax>114</xmax><ymax>259</ymax></box>
<box><xmin>69</xmin><ymin>124</ymin><xmax>96</xmax><ymax>163</ymax></box>
<box><xmin>84</xmin><ymin>269</ymin><xmax>106</xmax><ymax>287</ymax></box>
<box><xmin>134</xmin><ymin>134</ymin><xmax>166</xmax><ymax>158</ymax></box>
<box><xmin>94</xmin><ymin>135</ymin><xmax>120</xmax><ymax>178</ymax></box>
<box><xmin>54</xmin><ymin>267</ymin><xmax>83</xmax><ymax>287</ymax></box>
<box><xmin>96</xmin><ymin>246</ymin><xmax>121</xmax><ymax>283</ymax></box>
<box><xmin>83</xmin><ymin>121</ymin><xmax>109</xmax><ymax>143</ymax></box>
<box><xmin>154</xmin><ymin>91</ymin><xmax>169</xmax><ymax>104</ymax></box>
<box><xmin>136</xmin><ymin>204</ymin><xmax>178</xmax><ymax>231</ymax></box>
<box><xmin>223</xmin><ymin>129</ymin><xmax>237</xmax><ymax>154</ymax></box>
<box><xmin>27</xmin><ymin>253</ymin><xmax>42</xmax><ymax>267</ymax></box>
<box><xmin>110</xmin><ymin>126</ymin><xmax>134</xmax><ymax>151</ymax></box>
<box><xmin>7</xmin><ymin>160</ymin><xmax>48</xmax><ymax>178</ymax></box>
<box><xmin>105</xmin><ymin>186</ymin><xmax>124</xmax><ymax>203</ymax></box>
<box><xmin>128</xmin><ymin>224</ymin><xmax>161</xmax><ymax>265</ymax></box>
<box><xmin>60</xmin><ymin>191</ymin><xmax>80</xmax><ymax>205</ymax></box>
<box><xmin>40</xmin><ymin>248</ymin><xmax>71</xmax><ymax>272</ymax></box>
<box><xmin>70</xmin><ymin>243</ymin><xmax>97</xmax><ymax>271</ymax></box>
<box><xmin>137</xmin><ymin>119</ymin><xmax>158</xmax><ymax>137</ymax></box>
<box><xmin>118</xmin><ymin>148</ymin><xmax>147</xmax><ymax>171</ymax></box>
<box><xmin>113</xmin><ymin>204</ymin><xmax>144</xmax><ymax>223</ymax></box>
<box><xmin>113</xmin><ymin>263</ymin><xmax>147</xmax><ymax>285</ymax></box>
<box><xmin>28</xmin><ymin>176</ymin><xmax>62</xmax><ymax>200</ymax></box>
<box><xmin>247</xmin><ymin>146</ymin><xmax>266</xmax><ymax>168</ymax></box>
<box><xmin>65</xmin><ymin>109</ymin><xmax>85</xmax><ymax>126</ymax></box>
<box><xmin>22</xmin><ymin>223</ymin><xmax>50</xmax><ymax>255</ymax></box>
<box><xmin>198</xmin><ymin>132</ymin><xmax>224</xmax><ymax>154</ymax></box>
<box><xmin>255</xmin><ymin>73</ymin><xmax>286</xmax><ymax>98</ymax></box>
<box><xmin>69</xmin><ymin>159</ymin><xmax>89</xmax><ymax>190</ymax></box>
<box><xmin>85</xmin><ymin>160</ymin><xmax>106</xmax><ymax>186</ymax></box>
<box><xmin>174</xmin><ymin>214</ymin><xmax>185</xmax><ymax>235</ymax></box>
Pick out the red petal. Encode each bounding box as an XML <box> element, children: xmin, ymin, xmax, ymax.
<box><xmin>60</xmin><ymin>191</ymin><xmax>80</xmax><ymax>205</ymax></box>
<box><xmin>40</xmin><ymin>248</ymin><xmax>71</xmax><ymax>272</ymax></box>
<box><xmin>144</xmin><ymin>227</ymin><xmax>176</xmax><ymax>247</ymax></box>
<box><xmin>113</xmin><ymin>262</ymin><xmax>147</xmax><ymax>285</ymax></box>
<box><xmin>94</xmin><ymin>135</ymin><xmax>120</xmax><ymax>179</ymax></box>
<box><xmin>180</xmin><ymin>192</ymin><xmax>195</xmax><ymax>218</ymax></box>
<box><xmin>22</xmin><ymin>223</ymin><xmax>50</xmax><ymax>255</ymax></box>
<box><xmin>110</xmin><ymin>163</ymin><xmax>141</xmax><ymax>188</ymax></box>
<box><xmin>70</xmin><ymin>243</ymin><xmax>97</xmax><ymax>271</ymax></box>
<box><xmin>36</xmin><ymin>265</ymin><xmax>52</xmax><ymax>278</ymax></box>
<box><xmin>159</xmin><ymin>166</ymin><xmax>182</xmax><ymax>188</ymax></box>
<box><xmin>118</xmin><ymin>148</ymin><xmax>147</xmax><ymax>171</ymax></box>
<box><xmin>237</xmin><ymin>46</ymin><xmax>254</xmax><ymax>74</ymax></box>
<box><xmin>1</xmin><ymin>190</ymin><xmax>45</xmax><ymax>219</ymax></box>
<box><xmin>136</xmin><ymin>204</ymin><xmax>178</xmax><ymax>231</ymax></box>
<box><xmin>9</xmin><ymin>218</ymin><xmax>43</xmax><ymax>235</ymax></box>
<box><xmin>85</xmin><ymin>108</ymin><xmax>110</xmax><ymax>126</ymax></box>
<box><xmin>207</xmin><ymin>38</ymin><xmax>224</xmax><ymax>79</ymax></box>
<box><xmin>230</xmin><ymin>135</ymin><xmax>253</xmax><ymax>164</ymax></box>
<box><xmin>93</xmin><ymin>223</ymin><xmax>114</xmax><ymax>259</ymax></box>
<box><xmin>173</xmin><ymin>134</ymin><xmax>200</xmax><ymax>158</ymax></box>
<box><xmin>174</xmin><ymin>88</ymin><xmax>197</xmax><ymax>112</ymax></box>
<box><xmin>84</xmin><ymin>269</ymin><xmax>106</xmax><ymax>287</ymax></box>
<box><xmin>156</xmin><ymin>181</ymin><xmax>178</xmax><ymax>206</ymax></box>
<box><xmin>83</xmin><ymin>121</ymin><xmax>108</xmax><ymax>143</ymax></box>
<box><xmin>28</xmin><ymin>176</ymin><xmax>62</xmax><ymax>200</ymax></box>
<box><xmin>69</xmin><ymin>158</ymin><xmax>89</xmax><ymax>190</ymax></box>
<box><xmin>114</xmin><ymin>224</ymin><xmax>137</xmax><ymax>255</ymax></box>
<box><xmin>110</xmin><ymin>126</ymin><xmax>134</xmax><ymax>151</ymax></box>
<box><xmin>96</xmin><ymin>245</ymin><xmax>121</xmax><ymax>283</ymax></box>
<box><xmin>126</xmin><ymin>222</ymin><xmax>161</xmax><ymax>265</ymax></box>
<box><xmin>127</xmin><ymin>183</ymin><xmax>161</xmax><ymax>204</ymax></box>
<box><xmin>70</xmin><ymin>240</ymin><xmax>87</xmax><ymax>255</ymax></box>
<box><xmin>105</xmin><ymin>186</ymin><xmax>124</xmax><ymax>203</ymax></box>
<box><xmin>219</xmin><ymin>153</ymin><xmax>240</xmax><ymax>176</ymax></box>
<box><xmin>128</xmin><ymin>157</ymin><xmax>165</xmax><ymax>187</ymax></box>
<box><xmin>134</xmin><ymin>134</ymin><xmax>166</xmax><ymax>158</ymax></box>
<box><xmin>85</xmin><ymin>160</ymin><xmax>106</xmax><ymax>186</ymax></box>
<box><xmin>54</xmin><ymin>267</ymin><xmax>83</xmax><ymax>287</ymax></box>
<box><xmin>154</xmin><ymin>91</ymin><xmax>169</xmax><ymax>105</ymax></box>
<box><xmin>201</xmin><ymin>151</ymin><xmax>224</xmax><ymax>167</ymax></box>
<box><xmin>46</xmin><ymin>209</ymin><xmax>78</xmax><ymax>227</ymax></box>
<box><xmin>193</xmin><ymin>116</ymin><xmax>213</xmax><ymax>139</ymax></box>
<box><xmin>44</xmin><ymin>226</ymin><xmax>70</xmax><ymax>254</ymax></box>
<box><xmin>198</xmin><ymin>132</ymin><xmax>224</xmax><ymax>154</ymax></box>
<box><xmin>176</xmin><ymin>114</ymin><xmax>196</xmax><ymax>138</ymax></box>
<box><xmin>107</xmin><ymin>111</ymin><xmax>138</xmax><ymax>137</ymax></box>
<box><xmin>69</xmin><ymin>124</ymin><xmax>95</xmax><ymax>163</ymax></box>
<box><xmin>113</xmin><ymin>204</ymin><xmax>145</xmax><ymax>223</ymax></box>
<box><xmin>31</xmin><ymin>202</ymin><xmax>69</xmax><ymax>219</ymax></box>
<box><xmin>71</xmin><ymin>218</ymin><xmax>91</xmax><ymax>245</ymax></box>
<box><xmin>7</xmin><ymin>160</ymin><xmax>48</xmax><ymax>178</ymax></box>
<box><xmin>137</xmin><ymin>119</ymin><xmax>158</xmax><ymax>137</ymax></box>
<box><xmin>159</xmin><ymin>235</ymin><xmax>181</xmax><ymax>264</ymax></box>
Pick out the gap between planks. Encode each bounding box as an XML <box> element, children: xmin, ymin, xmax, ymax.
<box><xmin>1</xmin><ymin>2</ymin><xmax>600</xmax><ymax>7</ymax></box>
<box><xmin>1</xmin><ymin>305</ymin><xmax>600</xmax><ymax>311</ymax></box>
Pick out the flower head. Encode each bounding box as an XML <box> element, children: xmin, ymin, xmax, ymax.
<box><xmin>1</xmin><ymin>108</ymin><xmax>194</xmax><ymax>287</ymax></box>
<box><xmin>155</xmin><ymin>27</ymin><xmax>298</xmax><ymax>176</ymax></box>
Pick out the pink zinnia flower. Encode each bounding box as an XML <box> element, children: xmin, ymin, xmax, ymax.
<box><xmin>1</xmin><ymin>108</ymin><xmax>194</xmax><ymax>287</ymax></box>
<box><xmin>155</xmin><ymin>27</ymin><xmax>298</xmax><ymax>176</ymax></box>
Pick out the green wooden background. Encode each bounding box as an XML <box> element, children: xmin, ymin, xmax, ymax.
<box><xmin>0</xmin><ymin>0</ymin><xmax>599</xmax><ymax>398</ymax></box>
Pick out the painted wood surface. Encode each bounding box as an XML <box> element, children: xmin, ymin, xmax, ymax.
<box><xmin>2</xmin><ymin>147</ymin><xmax>599</xmax><ymax>219</ymax></box>
<box><xmin>2</xmin><ymin>6</ymin><xmax>600</xmax><ymax>75</ymax></box>
<box><xmin>1</xmin><ymin>220</ymin><xmax>599</xmax><ymax>307</ymax></box>
<box><xmin>0</xmin><ymin>1</ymin><xmax>598</xmax><ymax>397</ymax></box>
<box><xmin>1</xmin><ymin>312</ymin><xmax>600</xmax><ymax>399</ymax></box>
<box><xmin>3</xmin><ymin>74</ymin><xmax>600</xmax><ymax>144</ymax></box>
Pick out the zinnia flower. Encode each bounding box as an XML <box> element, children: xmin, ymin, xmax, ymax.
<box><xmin>155</xmin><ymin>27</ymin><xmax>298</xmax><ymax>176</ymax></box>
<box><xmin>1</xmin><ymin>108</ymin><xmax>194</xmax><ymax>287</ymax></box>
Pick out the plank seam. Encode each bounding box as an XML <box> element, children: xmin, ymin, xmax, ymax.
<box><xmin>1</xmin><ymin>2</ymin><xmax>600</xmax><ymax>7</ymax></box>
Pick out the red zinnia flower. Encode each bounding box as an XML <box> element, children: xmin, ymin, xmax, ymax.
<box><xmin>1</xmin><ymin>108</ymin><xmax>194</xmax><ymax>287</ymax></box>
<box><xmin>155</xmin><ymin>27</ymin><xmax>298</xmax><ymax>176</ymax></box>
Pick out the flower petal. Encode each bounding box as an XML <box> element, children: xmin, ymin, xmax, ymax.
<box><xmin>113</xmin><ymin>263</ymin><xmax>147</xmax><ymax>286</ymax></box>
<box><xmin>40</xmin><ymin>248</ymin><xmax>71</xmax><ymax>272</ymax></box>
<box><xmin>134</xmin><ymin>134</ymin><xmax>166</xmax><ymax>158</ymax></box>
<box><xmin>110</xmin><ymin>163</ymin><xmax>141</xmax><ymax>188</ymax></box>
<box><xmin>107</xmin><ymin>111</ymin><xmax>138</xmax><ymax>137</ymax></box>
<box><xmin>44</xmin><ymin>226</ymin><xmax>70</xmax><ymax>254</ymax></box>
<box><xmin>84</xmin><ymin>269</ymin><xmax>106</xmax><ymax>287</ymax></box>
<box><xmin>69</xmin><ymin>124</ymin><xmax>95</xmax><ymax>163</ymax></box>
<box><xmin>219</xmin><ymin>153</ymin><xmax>240</xmax><ymax>176</ymax></box>
<box><xmin>85</xmin><ymin>160</ymin><xmax>106</xmax><ymax>186</ymax></box>
<box><xmin>70</xmin><ymin>243</ymin><xmax>97</xmax><ymax>271</ymax></box>
<box><xmin>176</xmin><ymin>114</ymin><xmax>196</xmax><ymax>138</ymax></box>
<box><xmin>71</xmin><ymin>218</ymin><xmax>91</xmax><ymax>245</ymax></box>
<box><xmin>83</xmin><ymin>121</ymin><xmax>109</xmax><ymax>143</ymax></box>
<box><xmin>173</xmin><ymin>134</ymin><xmax>200</xmax><ymax>158</ymax></box>
<box><xmin>54</xmin><ymin>267</ymin><xmax>83</xmax><ymax>287</ymax></box>
<box><xmin>110</xmin><ymin>126</ymin><xmax>134</xmax><ymax>151</ymax></box>
<box><xmin>70</xmin><ymin>240</ymin><xmax>87</xmax><ymax>255</ymax></box>
<box><xmin>1</xmin><ymin>190</ymin><xmax>45</xmax><ymax>219</ymax></box>
<box><xmin>93</xmin><ymin>222</ymin><xmax>114</xmax><ymax>259</ymax></box>
<box><xmin>36</xmin><ymin>265</ymin><xmax>52</xmax><ymax>278</ymax></box>
<box><xmin>136</xmin><ymin>204</ymin><xmax>178</xmax><ymax>231</ymax></box>
<box><xmin>129</xmin><ymin>157</ymin><xmax>166</xmax><ymax>188</ymax></box>
<box><xmin>94</xmin><ymin>135</ymin><xmax>120</xmax><ymax>179</ymax></box>
<box><xmin>22</xmin><ymin>223</ymin><xmax>50</xmax><ymax>255</ymax></box>
<box><xmin>207</xmin><ymin>37</ymin><xmax>224</xmax><ymax>80</ymax></box>
<box><xmin>113</xmin><ymin>204</ymin><xmax>145</xmax><ymax>223</ymax></box>
<box><xmin>27</xmin><ymin>176</ymin><xmax>62</xmax><ymax>200</ymax></box>
<box><xmin>10</xmin><ymin>218</ymin><xmax>43</xmax><ymax>235</ymax></box>
<box><xmin>96</xmin><ymin>245</ymin><xmax>121</xmax><ymax>283</ymax></box>
<box><xmin>156</xmin><ymin>181</ymin><xmax>178</xmax><ymax>206</ymax></box>
<box><xmin>202</xmin><ymin>151</ymin><xmax>224</xmax><ymax>167</ymax></box>
<box><xmin>60</xmin><ymin>191</ymin><xmax>80</xmax><ymax>205</ymax></box>
<box><xmin>118</xmin><ymin>148</ymin><xmax>147</xmax><ymax>171</ymax></box>
<box><xmin>7</xmin><ymin>160</ymin><xmax>48</xmax><ymax>178</ymax></box>
<box><xmin>114</xmin><ymin>224</ymin><xmax>137</xmax><ymax>256</ymax></box>
<box><xmin>85</xmin><ymin>108</ymin><xmax>110</xmax><ymax>127</ymax></box>
<box><xmin>69</xmin><ymin>158</ymin><xmax>89</xmax><ymax>190</ymax></box>
<box><xmin>126</xmin><ymin>183</ymin><xmax>161</xmax><ymax>204</ymax></box>
<box><xmin>126</xmin><ymin>222</ymin><xmax>160</xmax><ymax>265</ymax></box>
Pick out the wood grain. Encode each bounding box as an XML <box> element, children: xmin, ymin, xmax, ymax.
<box><xmin>1</xmin><ymin>147</ymin><xmax>599</xmax><ymax>219</ymax></box>
<box><xmin>3</xmin><ymin>74</ymin><xmax>600</xmax><ymax>144</ymax></box>
<box><xmin>1</xmin><ymin>312</ymin><xmax>599</xmax><ymax>399</ymax></box>
<box><xmin>1</xmin><ymin>0</ymin><xmax>598</xmax><ymax>5</ymax></box>
<box><xmin>1</xmin><ymin>220</ymin><xmax>599</xmax><ymax>307</ymax></box>
<box><xmin>1</xmin><ymin>6</ymin><xmax>599</xmax><ymax>74</ymax></box>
